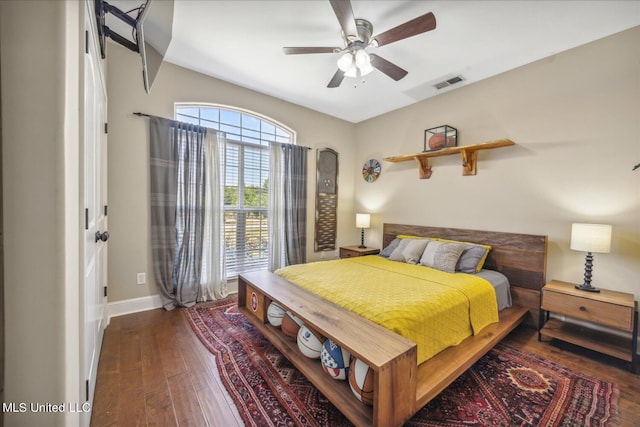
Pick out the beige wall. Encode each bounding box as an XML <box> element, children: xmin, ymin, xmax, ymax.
<box><xmin>107</xmin><ymin>44</ymin><xmax>357</xmax><ymax>302</ymax></box>
<box><xmin>1</xmin><ymin>0</ymin><xmax>84</xmax><ymax>425</ymax></box>
<box><xmin>355</xmin><ymin>26</ymin><xmax>640</xmax><ymax>298</ymax></box>
<box><xmin>108</xmin><ymin>26</ymin><xmax>639</xmax><ymax>305</ymax></box>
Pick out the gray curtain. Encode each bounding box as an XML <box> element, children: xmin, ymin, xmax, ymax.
<box><xmin>282</xmin><ymin>144</ymin><xmax>308</xmax><ymax>265</ymax></box>
<box><xmin>149</xmin><ymin>116</ymin><xmax>206</xmax><ymax>310</ymax></box>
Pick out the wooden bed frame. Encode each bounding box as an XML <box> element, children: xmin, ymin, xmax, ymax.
<box><xmin>238</xmin><ymin>224</ymin><xmax>547</xmax><ymax>427</ymax></box>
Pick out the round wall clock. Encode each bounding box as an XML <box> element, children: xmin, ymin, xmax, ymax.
<box><xmin>362</xmin><ymin>159</ymin><xmax>381</xmax><ymax>183</ymax></box>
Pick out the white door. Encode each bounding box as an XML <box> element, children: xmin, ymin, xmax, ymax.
<box><xmin>83</xmin><ymin>7</ymin><xmax>108</xmax><ymax>426</ymax></box>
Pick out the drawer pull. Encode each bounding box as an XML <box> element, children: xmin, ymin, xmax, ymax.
<box><xmin>579</xmin><ymin>306</ymin><xmax>586</xmax><ymax>312</ymax></box>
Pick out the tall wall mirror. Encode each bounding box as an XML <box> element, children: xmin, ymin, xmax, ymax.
<box><xmin>314</xmin><ymin>148</ymin><xmax>338</xmax><ymax>252</ymax></box>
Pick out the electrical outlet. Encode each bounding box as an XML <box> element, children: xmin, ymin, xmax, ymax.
<box><xmin>320</xmin><ymin>251</ymin><xmax>325</xmax><ymax>259</ymax></box>
<box><xmin>136</xmin><ymin>272</ymin><xmax>146</xmax><ymax>285</ymax></box>
<box><xmin>334</xmin><ymin>249</ymin><xmax>339</xmax><ymax>258</ymax></box>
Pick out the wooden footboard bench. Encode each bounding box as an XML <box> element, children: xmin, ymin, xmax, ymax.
<box><xmin>239</xmin><ymin>270</ymin><xmax>417</xmax><ymax>426</ymax></box>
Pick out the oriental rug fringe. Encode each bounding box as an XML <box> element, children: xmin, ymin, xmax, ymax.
<box><xmin>184</xmin><ymin>297</ymin><xmax>619</xmax><ymax>427</ymax></box>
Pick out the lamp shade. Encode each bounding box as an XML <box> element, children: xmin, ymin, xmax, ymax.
<box><xmin>570</xmin><ymin>223</ymin><xmax>612</xmax><ymax>253</ymax></box>
<box><xmin>356</xmin><ymin>213</ymin><xmax>370</xmax><ymax>229</ymax></box>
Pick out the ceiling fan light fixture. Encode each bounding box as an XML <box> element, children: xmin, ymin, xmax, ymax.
<box><xmin>337</xmin><ymin>49</ymin><xmax>374</xmax><ymax>79</ymax></box>
<box><xmin>355</xmin><ymin>49</ymin><xmax>374</xmax><ymax>76</ymax></box>
<box><xmin>355</xmin><ymin>49</ymin><xmax>370</xmax><ymax>67</ymax></box>
<box><xmin>359</xmin><ymin>61</ymin><xmax>374</xmax><ymax>76</ymax></box>
<box><xmin>337</xmin><ymin>52</ymin><xmax>354</xmax><ymax>72</ymax></box>
<box><xmin>344</xmin><ymin>63</ymin><xmax>358</xmax><ymax>78</ymax></box>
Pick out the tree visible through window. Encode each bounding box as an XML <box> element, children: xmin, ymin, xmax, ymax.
<box><xmin>176</xmin><ymin>105</ymin><xmax>294</xmax><ymax>278</ymax></box>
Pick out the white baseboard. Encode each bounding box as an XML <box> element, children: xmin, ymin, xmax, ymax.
<box><xmin>108</xmin><ymin>294</ymin><xmax>164</xmax><ymax>321</ymax></box>
<box><xmin>107</xmin><ymin>289</ymin><xmax>239</xmax><ymax>322</ymax></box>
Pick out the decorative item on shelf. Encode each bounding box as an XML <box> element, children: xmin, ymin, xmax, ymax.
<box><xmin>424</xmin><ymin>125</ymin><xmax>457</xmax><ymax>152</ymax></box>
<box><xmin>362</xmin><ymin>159</ymin><xmax>381</xmax><ymax>182</ymax></box>
<box><xmin>356</xmin><ymin>213</ymin><xmax>370</xmax><ymax>248</ymax></box>
<box><xmin>570</xmin><ymin>223</ymin><xmax>612</xmax><ymax>293</ymax></box>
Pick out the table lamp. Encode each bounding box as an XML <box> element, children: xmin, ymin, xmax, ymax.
<box><xmin>570</xmin><ymin>223</ymin><xmax>612</xmax><ymax>292</ymax></box>
<box><xmin>356</xmin><ymin>213</ymin><xmax>370</xmax><ymax>248</ymax></box>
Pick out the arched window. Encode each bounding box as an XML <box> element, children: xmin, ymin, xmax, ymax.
<box><xmin>175</xmin><ymin>104</ymin><xmax>295</xmax><ymax>278</ymax></box>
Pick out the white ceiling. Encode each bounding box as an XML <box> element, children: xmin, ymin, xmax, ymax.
<box><xmin>107</xmin><ymin>1</ymin><xmax>640</xmax><ymax>123</ymax></box>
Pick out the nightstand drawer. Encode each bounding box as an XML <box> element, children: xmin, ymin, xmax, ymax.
<box><xmin>542</xmin><ymin>290</ymin><xmax>634</xmax><ymax>331</ymax></box>
<box><xmin>339</xmin><ymin>246</ymin><xmax>380</xmax><ymax>259</ymax></box>
<box><xmin>339</xmin><ymin>248</ymin><xmax>358</xmax><ymax>258</ymax></box>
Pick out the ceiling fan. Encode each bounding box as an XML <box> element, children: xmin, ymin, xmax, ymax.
<box><xmin>283</xmin><ymin>0</ymin><xmax>436</xmax><ymax>88</ymax></box>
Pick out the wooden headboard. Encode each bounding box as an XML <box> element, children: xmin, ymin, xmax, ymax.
<box><xmin>383</xmin><ymin>223</ymin><xmax>548</xmax><ymax>326</ymax></box>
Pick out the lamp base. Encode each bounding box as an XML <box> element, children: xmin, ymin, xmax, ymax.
<box><xmin>359</xmin><ymin>227</ymin><xmax>366</xmax><ymax>249</ymax></box>
<box><xmin>575</xmin><ymin>283</ymin><xmax>601</xmax><ymax>293</ymax></box>
<box><xmin>576</xmin><ymin>252</ymin><xmax>600</xmax><ymax>292</ymax></box>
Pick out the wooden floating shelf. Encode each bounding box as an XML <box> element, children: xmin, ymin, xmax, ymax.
<box><xmin>384</xmin><ymin>139</ymin><xmax>516</xmax><ymax>179</ymax></box>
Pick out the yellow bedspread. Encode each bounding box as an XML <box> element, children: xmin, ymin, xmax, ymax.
<box><xmin>276</xmin><ymin>256</ymin><xmax>498</xmax><ymax>364</ymax></box>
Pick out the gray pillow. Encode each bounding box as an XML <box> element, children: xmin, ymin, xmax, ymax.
<box><xmin>456</xmin><ymin>245</ymin><xmax>490</xmax><ymax>273</ymax></box>
<box><xmin>379</xmin><ymin>238</ymin><xmax>401</xmax><ymax>258</ymax></box>
<box><xmin>420</xmin><ymin>241</ymin><xmax>466</xmax><ymax>273</ymax></box>
<box><xmin>388</xmin><ymin>239</ymin><xmax>411</xmax><ymax>262</ymax></box>
<box><xmin>402</xmin><ymin>239</ymin><xmax>431</xmax><ymax>264</ymax></box>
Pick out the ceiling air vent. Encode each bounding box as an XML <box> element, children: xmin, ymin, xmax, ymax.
<box><xmin>433</xmin><ymin>75</ymin><xmax>464</xmax><ymax>90</ymax></box>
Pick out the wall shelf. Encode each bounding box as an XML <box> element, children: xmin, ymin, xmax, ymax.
<box><xmin>384</xmin><ymin>139</ymin><xmax>515</xmax><ymax>179</ymax></box>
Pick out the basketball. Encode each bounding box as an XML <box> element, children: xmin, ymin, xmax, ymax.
<box><xmin>348</xmin><ymin>357</ymin><xmax>374</xmax><ymax>406</ymax></box>
<box><xmin>428</xmin><ymin>133</ymin><xmax>454</xmax><ymax>150</ymax></box>
<box><xmin>297</xmin><ymin>325</ymin><xmax>324</xmax><ymax>359</ymax></box>
<box><xmin>281</xmin><ymin>311</ymin><xmax>304</xmax><ymax>340</ymax></box>
<box><xmin>320</xmin><ymin>339</ymin><xmax>351</xmax><ymax>380</ymax></box>
<box><xmin>267</xmin><ymin>302</ymin><xmax>285</xmax><ymax>327</ymax></box>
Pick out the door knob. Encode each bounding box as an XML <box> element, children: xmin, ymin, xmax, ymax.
<box><xmin>95</xmin><ymin>231</ymin><xmax>110</xmax><ymax>242</ymax></box>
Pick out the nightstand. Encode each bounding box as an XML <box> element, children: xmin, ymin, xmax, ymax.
<box><xmin>339</xmin><ymin>245</ymin><xmax>380</xmax><ymax>259</ymax></box>
<box><xmin>539</xmin><ymin>280</ymin><xmax>638</xmax><ymax>373</ymax></box>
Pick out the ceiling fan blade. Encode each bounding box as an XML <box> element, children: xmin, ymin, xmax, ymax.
<box><xmin>329</xmin><ymin>0</ymin><xmax>357</xmax><ymax>38</ymax></box>
<box><xmin>373</xmin><ymin>12</ymin><xmax>436</xmax><ymax>47</ymax></box>
<box><xmin>327</xmin><ymin>69</ymin><xmax>345</xmax><ymax>88</ymax></box>
<box><xmin>283</xmin><ymin>47</ymin><xmax>339</xmax><ymax>55</ymax></box>
<box><xmin>369</xmin><ymin>54</ymin><xmax>408</xmax><ymax>81</ymax></box>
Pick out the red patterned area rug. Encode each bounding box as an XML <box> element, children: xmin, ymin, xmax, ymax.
<box><xmin>184</xmin><ymin>297</ymin><xmax>619</xmax><ymax>427</ymax></box>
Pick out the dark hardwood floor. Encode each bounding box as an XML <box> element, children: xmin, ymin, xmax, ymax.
<box><xmin>90</xmin><ymin>302</ymin><xmax>640</xmax><ymax>426</ymax></box>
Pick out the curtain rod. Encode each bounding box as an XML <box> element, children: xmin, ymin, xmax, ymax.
<box><xmin>133</xmin><ymin>112</ymin><xmax>311</xmax><ymax>150</ymax></box>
